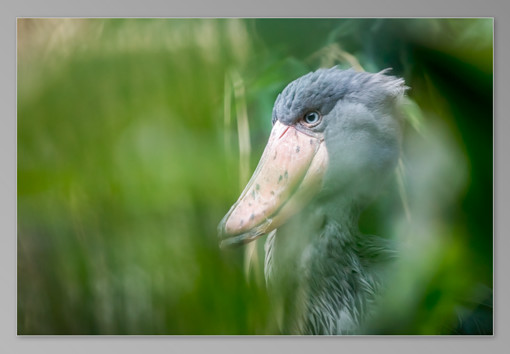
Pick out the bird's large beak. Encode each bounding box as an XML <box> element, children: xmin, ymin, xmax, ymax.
<box><xmin>218</xmin><ymin>120</ymin><xmax>328</xmax><ymax>248</ymax></box>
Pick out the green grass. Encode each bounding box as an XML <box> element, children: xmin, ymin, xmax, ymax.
<box><xmin>17</xmin><ymin>18</ymin><xmax>493</xmax><ymax>335</ymax></box>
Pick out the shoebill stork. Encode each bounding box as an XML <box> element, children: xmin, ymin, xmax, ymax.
<box><xmin>218</xmin><ymin>67</ymin><xmax>407</xmax><ymax>334</ymax></box>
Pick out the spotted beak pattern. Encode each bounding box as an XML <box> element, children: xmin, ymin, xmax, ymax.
<box><xmin>218</xmin><ymin>121</ymin><xmax>329</xmax><ymax>248</ymax></box>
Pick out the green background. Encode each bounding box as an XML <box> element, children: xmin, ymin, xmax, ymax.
<box><xmin>17</xmin><ymin>18</ymin><xmax>493</xmax><ymax>334</ymax></box>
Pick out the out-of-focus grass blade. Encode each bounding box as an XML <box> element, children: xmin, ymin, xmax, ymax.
<box><xmin>228</xmin><ymin>70</ymin><xmax>264</xmax><ymax>285</ymax></box>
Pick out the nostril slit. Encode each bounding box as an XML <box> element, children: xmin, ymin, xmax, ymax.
<box><xmin>279</xmin><ymin>126</ymin><xmax>290</xmax><ymax>139</ymax></box>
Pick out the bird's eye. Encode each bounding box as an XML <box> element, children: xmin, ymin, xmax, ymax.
<box><xmin>302</xmin><ymin>111</ymin><xmax>321</xmax><ymax>127</ymax></box>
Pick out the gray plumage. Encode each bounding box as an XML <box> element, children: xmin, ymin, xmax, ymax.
<box><xmin>272</xmin><ymin>68</ymin><xmax>406</xmax><ymax>126</ymax></box>
<box><xmin>219</xmin><ymin>66</ymin><xmax>407</xmax><ymax>334</ymax></box>
<box><xmin>264</xmin><ymin>67</ymin><xmax>406</xmax><ymax>334</ymax></box>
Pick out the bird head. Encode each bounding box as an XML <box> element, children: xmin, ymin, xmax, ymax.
<box><xmin>219</xmin><ymin>67</ymin><xmax>407</xmax><ymax>248</ymax></box>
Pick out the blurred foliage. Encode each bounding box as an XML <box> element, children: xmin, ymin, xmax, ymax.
<box><xmin>17</xmin><ymin>18</ymin><xmax>492</xmax><ymax>335</ymax></box>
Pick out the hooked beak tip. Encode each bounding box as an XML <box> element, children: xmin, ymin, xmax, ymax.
<box><xmin>218</xmin><ymin>211</ymin><xmax>271</xmax><ymax>248</ymax></box>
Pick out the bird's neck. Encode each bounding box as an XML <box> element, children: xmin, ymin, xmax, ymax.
<box><xmin>296</xmin><ymin>207</ymin><xmax>376</xmax><ymax>334</ymax></box>
<box><xmin>321</xmin><ymin>196</ymin><xmax>362</xmax><ymax>236</ymax></box>
<box><xmin>265</xmin><ymin>195</ymin><xmax>365</xmax><ymax>282</ymax></box>
<box><xmin>265</xmin><ymin>196</ymin><xmax>384</xmax><ymax>334</ymax></box>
